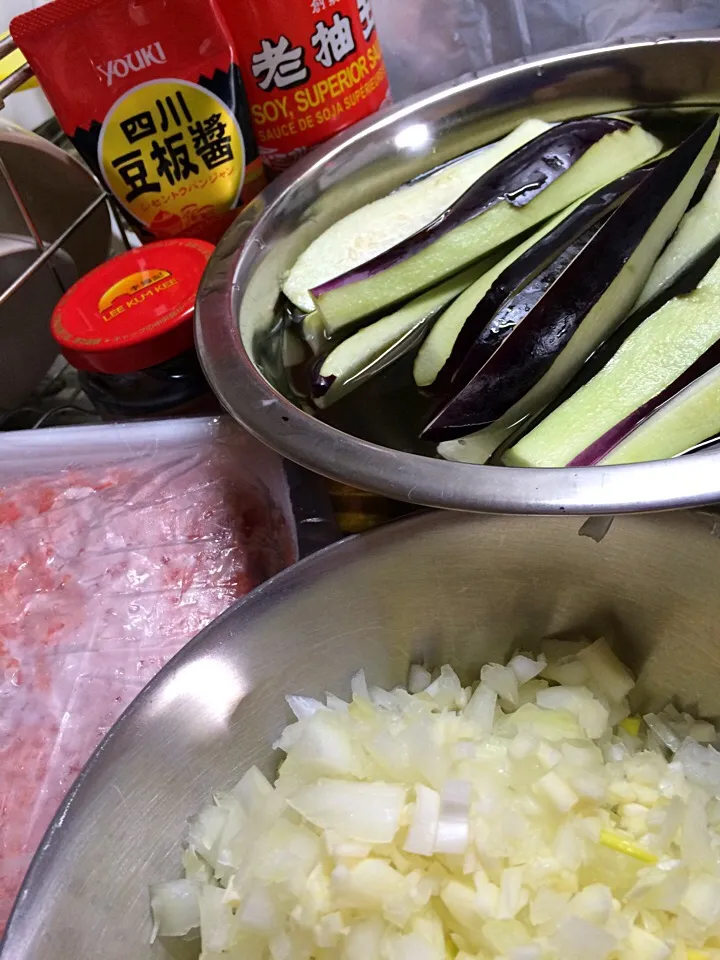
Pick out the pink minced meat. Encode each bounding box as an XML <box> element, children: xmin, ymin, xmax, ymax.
<box><xmin>0</xmin><ymin>452</ymin><xmax>294</xmax><ymax>929</ymax></box>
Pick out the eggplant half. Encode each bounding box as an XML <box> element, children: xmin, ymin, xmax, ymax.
<box><xmin>430</xmin><ymin>165</ymin><xmax>651</xmax><ymax>395</ymax></box>
<box><xmin>503</xmin><ymin>250</ymin><xmax>720</xmax><ymax>468</ymax></box>
<box><xmin>511</xmin><ymin>219</ymin><xmax>720</xmax><ymax>447</ymax></box>
<box><xmin>636</xmin><ymin>147</ymin><xmax>720</xmax><ymax>310</ymax></box>
<box><xmin>423</xmin><ymin>115</ymin><xmax>720</xmax><ymax>445</ymax></box>
<box><xmin>310</xmin><ymin>119</ymin><xmax>662</xmax><ymax>332</ymax></box>
<box><xmin>412</xmin><ymin>205</ymin><xmax>584</xmax><ymax>390</ymax></box>
<box><xmin>310</xmin><ymin>263</ymin><xmax>486</xmax><ymax>407</ymax></box>
<box><xmin>282</xmin><ymin>118</ymin><xmax>552</xmax><ymax>313</ymax></box>
<box><xmin>593</xmin><ymin>350</ymin><xmax>720</xmax><ymax>465</ymax></box>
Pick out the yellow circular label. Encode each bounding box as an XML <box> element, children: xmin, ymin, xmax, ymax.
<box><xmin>97</xmin><ymin>269</ymin><xmax>172</xmax><ymax>315</ymax></box>
<box><xmin>99</xmin><ymin>79</ymin><xmax>245</xmax><ymax>237</ymax></box>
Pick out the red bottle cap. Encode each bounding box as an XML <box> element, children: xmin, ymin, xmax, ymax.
<box><xmin>51</xmin><ymin>238</ymin><xmax>214</xmax><ymax>374</ymax></box>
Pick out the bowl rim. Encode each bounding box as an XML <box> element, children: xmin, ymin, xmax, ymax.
<box><xmin>196</xmin><ymin>32</ymin><xmax>720</xmax><ymax>515</ymax></box>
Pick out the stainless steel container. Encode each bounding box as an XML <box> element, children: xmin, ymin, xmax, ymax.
<box><xmin>4</xmin><ymin>508</ymin><xmax>720</xmax><ymax>958</ymax></box>
<box><xmin>197</xmin><ymin>34</ymin><xmax>720</xmax><ymax>515</ymax></box>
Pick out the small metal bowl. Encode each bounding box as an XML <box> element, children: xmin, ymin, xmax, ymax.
<box><xmin>197</xmin><ymin>34</ymin><xmax>720</xmax><ymax>515</ymax></box>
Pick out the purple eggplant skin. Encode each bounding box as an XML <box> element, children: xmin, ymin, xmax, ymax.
<box><xmin>434</xmin><ymin>165</ymin><xmax>653</xmax><ymax>394</ymax></box>
<box><xmin>421</xmin><ymin>116</ymin><xmax>719</xmax><ymax>443</ymax></box>
<box><xmin>437</xmin><ymin>218</ymin><xmax>608</xmax><ymax>405</ymax></box>
<box><xmin>311</xmin><ymin>365</ymin><xmax>336</xmax><ymax>398</ymax></box>
<box><xmin>688</xmin><ymin>144</ymin><xmax>720</xmax><ymax>210</ymax></box>
<box><xmin>568</xmin><ymin>339</ymin><xmax>720</xmax><ymax>467</ymax></box>
<box><xmin>311</xmin><ymin>117</ymin><xmax>632</xmax><ymax>298</ymax></box>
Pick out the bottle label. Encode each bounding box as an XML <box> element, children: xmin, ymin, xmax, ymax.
<box><xmin>218</xmin><ymin>0</ymin><xmax>391</xmax><ymax>172</ymax></box>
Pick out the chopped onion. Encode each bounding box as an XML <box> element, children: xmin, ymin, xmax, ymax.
<box><xmin>643</xmin><ymin>713</ymin><xmax>682</xmax><ymax>753</ymax></box>
<box><xmin>434</xmin><ymin>778</ymin><xmax>471</xmax><ymax>854</ymax></box>
<box><xmin>156</xmin><ymin>646</ymin><xmax>720</xmax><ymax>959</ymax></box>
<box><xmin>551</xmin><ymin>915</ymin><xmax>617</xmax><ymax>960</ymax></box>
<box><xmin>326</xmin><ymin>692</ymin><xmax>349</xmax><ymax>713</ymax></box>
<box><xmin>149</xmin><ymin>879</ymin><xmax>200</xmax><ymax>941</ymax></box>
<box><xmin>498</xmin><ymin>866</ymin><xmax>528</xmax><ymax>919</ymax></box>
<box><xmin>576</xmin><ymin>638</ymin><xmax>635</xmax><ymax>702</ymax></box>
<box><xmin>199</xmin><ymin>884</ymin><xmax>236</xmax><ymax>954</ymax></box>
<box><xmin>534</xmin><ymin>770</ymin><xmax>579</xmax><ymax>812</ymax></box>
<box><xmin>425</xmin><ymin>664</ymin><xmax>466</xmax><ymax>709</ymax></box>
<box><xmin>408</xmin><ymin>664</ymin><xmax>432</xmax><ymax>694</ymax></box>
<box><xmin>288</xmin><ymin>779</ymin><xmax>406</xmax><ymax>844</ymax></box>
<box><xmin>351</xmin><ymin>668</ymin><xmax>370</xmax><ymax>700</ymax></box>
<box><xmin>543</xmin><ymin>657</ymin><xmax>591</xmax><ymax>686</ymax></box>
<box><xmin>481</xmin><ymin>663</ymin><xmax>519</xmax><ymax>705</ymax></box>
<box><xmin>674</xmin><ymin>738</ymin><xmax>720</xmax><ymax>795</ymax></box>
<box><xmin>404</xmin><ymin>784</ymin><xmax>440</xmax><ymax>856</ymax></box>
<box><xmin>621</xmin><ymin>926</ymin><xmax>671</xmax><ymax>960</ymax></box>
<box><xmin>509</xmin><ymin>653</ymin><xmax>547</xmax><ymax>684</ymax></box>
<box><xmin>463</xmin><ymin>681</ymin><xmax>497</xmax><ymax>732</ymax></box>
<box><xmin>535</xmin><ymin>685</ymin><xmax>609</xmax><ymax>739</ymax></box>
<box><xmin>285</xmin><ymin>694</ymin><xmax>326</xmax><ymax>719</ymax></box>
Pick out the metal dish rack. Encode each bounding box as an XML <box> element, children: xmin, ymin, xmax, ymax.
<box><xmin>0</xmin><ymin>35</ymin><xmax>133</xmax><ymax>430</ymax></box>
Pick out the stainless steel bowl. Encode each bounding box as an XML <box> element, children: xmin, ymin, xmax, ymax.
<box><xmin>197</xmin><ymin>33</ymin><xmax>720</xmax><ymax>515</ymax></box>
<box><xmin>5</xmin><ymin>508</ymin><xmax>720</xmax><ymax>958</ymax></box>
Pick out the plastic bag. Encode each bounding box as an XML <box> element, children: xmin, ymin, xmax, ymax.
<box><xmin>374</xmin><ymin>0</ymin><xmax>720</xmax><ymax>101</ymax></box>
<box><xmin>0</xmin><ymin>417</ymin><xmax>296</xmax><ymax>929</ymax></box>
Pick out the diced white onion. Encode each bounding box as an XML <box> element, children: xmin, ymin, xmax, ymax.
<box><xmin>576</xmin><ymin>638</ymin><xmax>635</xmax><ymax>702</ymax></box>
<box><xmin>425</xmin><ymin>665</ymin><xmax>466</xmax><ymax>709</ymax></box>
<box><xmin>643</xmin><ymin>713</ymin><xmax>681</xmax><ymax>753</ymax></box>
<box><xmin>351</xmin><ymin>668</ymin><xmax>370</xmax><ymax>701</ymax></box>
<box><xmin>463</xmin><ymin>681</ymin><xmax>497</xmax><ymax>732</ymax></box>
<box><xmin>408</xmin><ymin>664</ymin><xmax>432</xmax><ymax>694</ymax></box>
<box><xmin>288</xmin><ymin>779</ymin><xmax>406</xmax><ymax>844</ymax></box>
<box><xmin>481</xmin><ymin>663</ymin><xmax>519</xmax><ymax>704</ymax></box>
<box><xmin>285</xmin><ymin>694</ymin><xmax>326</xmax><ymax>719</ymax></box>
<box><xmin>404</xmin><ymin>784</ymin><xmax>440</xmax><ymax>856</ymax></box>
<box><xmin>149</xmin><ymin>879</ymin><xmax>200</xmax><ymax>941</ymax></box>
<box><xmin>435</xmin><ymin>779</ymin><xmax>472</xmax><ymax>854</ymax></box>
<box><xmin>156</xmin><ymin>645</ymin><xmax>720</xmax><ymax>959</ymax></box>
<box><xmin>509</xmin><ymin>653</ymin><xmax>547</xmax><ymax>684</ymax></box>
<box><xmin>551</xmin><ymin>915</ymin><xmax>617</xmax><ymax>960</ymax></box>
<box><xmin>534</xmin><ymin>770</ymin><xmax>579</xmax><ymax>812</ymax></box>
<box><xmin>675</xmin><ymin>738</ymin><xmax>720</xmax><ymax>795</ymax></box>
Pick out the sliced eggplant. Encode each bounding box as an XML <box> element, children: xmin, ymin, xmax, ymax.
<box><xmin>413</xmin><ymin>201</ymin><xmax>586</xmax><ymax>389</ymax></box>
<box><xmin>443</xmin><ymin>222</ymin><xmax>607</xmax><ymax>394</ymax></box>
<box><xmin>520</xmin><ymin>226</ymin><xmax>720</xmax><ymax>445</ymax></box>
<box><xmin>597</xmin><ymin>357</ymin><xmax>720</xmax><ymax>465</ymax></box>
<box><xmin>422</xmin><ymin>116</ymin><xmax>720</xmax><ymax>444</ymax></box>
<box><xmin>310</xmin><ymin>263</ymin><xmax>486</xmax><ymax>407</ymax></box>
<box><xmin>636</xmin><ymin>148</ymin><xmax>720</xmax><ymax>309</ymax></box>
<box><xmin>512</xmin><ymin>224</ymin><xmax>720</xmax><ymax>452</ymax></box>
<box><xmin>282</xmin><ymin>118</ymin><xmax>552</xmax><ymax>312</ymax></box>
<box><xmin>311</xmin><ymin>119</ymin><xmax>662</xmax><ymax>332</ymax></box>
<box><xmin>503</xmin><ymin>251</ymin><xmax>720</xmax><ymax>468</ymax></box>
<box><xmin>302</xmin><ymin>311</ymin><xmax>329</xmax><ymax>356</ymax></box>
<box><xmin>437</xmin><ymin>423</ymin><xmax>518</xmax><ymax>465</ymax></box>
<box><xmin>585</xmin><ymin>349</ymin><xmax>720</xmax><ymax>466</ymax></box>
<box><xmin>432</xmin><ymin>165</ymin><xmax>650</xmax><ymax>394</ymax></box>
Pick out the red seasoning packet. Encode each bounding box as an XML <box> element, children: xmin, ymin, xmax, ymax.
<box><xmin>11</xmin><ymin>0</ymin><xmax>267</xmax><ymax>243</ymax></box>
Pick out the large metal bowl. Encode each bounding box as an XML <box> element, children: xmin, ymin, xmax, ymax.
<box><xmin>4</xmin><ymin>509</ymin><xmax>720</xmax><ymax>958</ymax></box>
<box><xmin>197</xmin><ymin>33</ymin><xmax>720</xmax><ymax>515</ymax></box>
